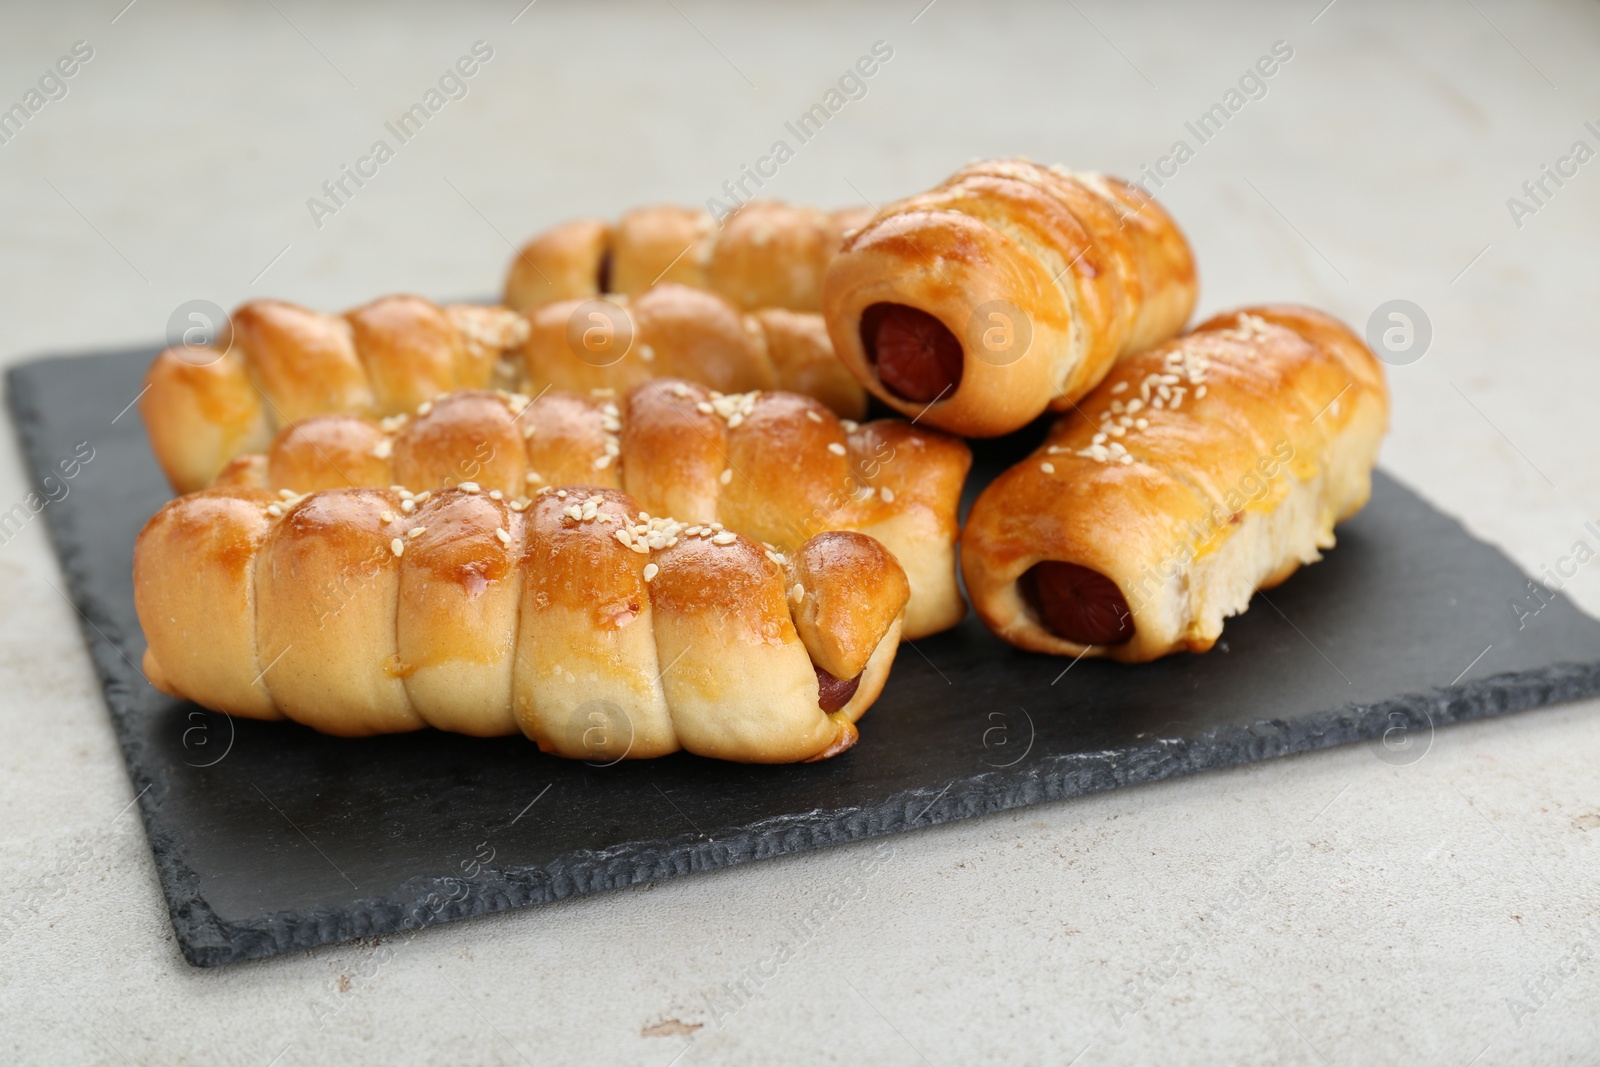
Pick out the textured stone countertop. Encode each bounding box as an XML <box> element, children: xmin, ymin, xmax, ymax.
<box><xmin>2</xmin><ymin>1</ymin><xmax>1598</xmax><ymax>1063</ymax></box>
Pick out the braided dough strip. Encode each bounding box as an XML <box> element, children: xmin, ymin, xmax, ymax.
<box><xmin>504</xmin><ymin>201</ymin><xmax>874</xmax><ymax>314</ymax></box>
<box><xmin>141</xmin><ymin>296</ymin><xmax>529</xmax><ymax>494</ymax></box>
<box><xmin>211</xmin><ymin>379</ymin><xmax>971</xmax><ymax>640</ymax></box>
<box><xmin>961</xmin><ymin>305</ymin><xmax>1388</xmax><ymax>663</ymax></box>
<box><xmin>135</xmin><ymin>483</ymin><xmax>909</xmax><ymax>764</ymax></box>
<box><xmin>822</xmin><ymin>159</ymin><xmax>1198</xmax><ymax>437</ymax></box>
<box><xmin>143</xmin><ymin>291</ymin><xmax>865</xmax><ymax>495</ymax></box>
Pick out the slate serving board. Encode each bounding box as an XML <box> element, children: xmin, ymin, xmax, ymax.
<box><xmin>9</xmin><ymin>347</ymin><xmax>1600</xmax><ymax>968</ymax></box>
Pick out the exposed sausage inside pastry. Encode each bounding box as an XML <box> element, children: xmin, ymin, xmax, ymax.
<box><xmin>209</xmin><ymin>379</ymin><xmax>972</xmax><ymax>640</ymax></box>
<box><xmin>962</xmin><ymin>305</ymin><xmax>1389</xmax><ymax>662</ymax></box>
<box><xmin>135</xmin><ymin>485</ymin><xmax>909</xmax><ymax>764</ymax></box>
<box><xmin>823</xmin><ymin>159</ymin><xmax>1198</xmax><ymax>436</ymax></box>
<box><xmin>504</xmin><ymin>201</ymin><xmax>873</xmax><ymax>314</ymax></box>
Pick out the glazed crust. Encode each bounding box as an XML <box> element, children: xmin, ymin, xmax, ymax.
<box><xmin>503</xmin><ymin>201</ymin><xmax>871</xmax><ymax>314</ymax></box>
<box><xmin>144</xmin><ymin>288</ymin><xmax>865</xmax><ymax>495</ymax></box>
<box><xmin>141</xmin><ymin>296</ymin><xmax>530</xmax><ymax>494</ymax></box>
<box><xmin>135</xmin><ymin>484</ymin><xmax>909</xmax><ymax>764</ymax></box>
<box><xmin>961</xmin><ymin>305</ymin><xmax>1389</xmax><ymax>662</ymax></box>
<box><xmin>519</xmin><ymin>283</ymin><xmax>867</xmax><ymax>420</ymax></box>
<box><xmin>822</xmin><ymin>159</ymin><xmax>1198</xmax><ymax>436</ymax></box>
<box><xmin>209</xmin><ymin>378</ymin><xmax>970</xmax><ymax>639</ymax></box>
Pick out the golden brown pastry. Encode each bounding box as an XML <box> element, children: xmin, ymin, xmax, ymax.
<box><xmin>519</xmin><ymin>284</ymin><xmax>866</xmax><ymax>419</ymax></box>
<box><xmin>135</xmin><ymin>484</ymin><xmax>909</xmax><ymax>763</ymax></box>
<box><xmin>211</xmin><ymin>379</ymin><xmax>971</xmax><ymax>640</ymax></box>
<box><xmin>504</xmin><ymin>201</ymin><xmax>873</xmax><ymax>314</ymax></box>
<box><xmin>961</xmin><ymin>305</ymin><xmax>1388</xmax><ymax>662</ymax></box>
<box><xmin>141</xmin><ymin>295</ymin><xmax>529</xmax><ymax>494</ymax></box>
<box><xmin>822</xmin><ymin>159</ymin><xmax>1198</xmax><ymax>436</ymax></box>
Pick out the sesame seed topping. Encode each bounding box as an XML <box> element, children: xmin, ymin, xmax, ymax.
<box><xmin>712</xmin><ymin>531</ymin><xmax>737</xmax><ymax>545</ymax></box>
<box><xmin>391</xmin><ymin>538</ymin><xmax>405</xmax><ymax>557</ymax></box>
<box><xmin>695</xmin><ymin>401</ymin><xmax>714</xmax><ymax>415</ymax></box>
<box><xmin>460</xmin><ymin>481</ymin><xmax>481</xmax><ymax>494</ymax></box>
<box><xmin>593</xmin><ymin>454</ymin><xmax>613</xmax><ymax>469</ymax></box>
<box><xmin>1040</xmin><ymin>461</ymin><xmax>1056</xmax><ymax>474</ymax></box>
<box><xmin>380</xmin><ymin>510</ymin><xmax>395</xmax><ymax>523</ymax></box>
<box><xmin>880</xmin><ymin>487</ymin><xmax>895</xmax><ymax>503</ymax></box>
<box><xmin>791</xmin><ymin>582</ymin><xmax>805</xmax><ymax>603</ymax></box>
<box><xmin>416</xmin><ymin>401</ymin><xmax>432</xmax><ymax>416</ymax></box>
<box><xmin>266</xmin><ymin>503</ymin><xmax>282</xmax><ymax>517</ymax></box>
<box><xmin>525</xmin><ymin>471</ymin><xmax>542</xmax><ymax>484</ymax></box>
<box><xmin>1111</xmin><ymin>381</ymin><xmax>1129</xmax><ymax>394</ymax></box>
<box><xmin>277</xmin><ymin>489</ymin><xmax>296</xmax><ymax>500</ymax></box>
<box><xmin>400</xmin><ymin>499</ymin><xmax>416</xmax><ymax>514</ymax></box>
<box><xmin>489</xmin><ymin>489</ymin><xmax>502</xmax><ymax>500</ymax></box>
<box><xmin>495</xmin><ymin>528</ymin><xmax>511</xmax><ymax>544</ymax></box>
<box><xmin>372</xmin><ymin>439</ymin><xmax>393</xmax><ymax>460</ymax></box>
<box><xmin>805</xmin><ymin>410</ymin><xmax>824</xmax><ymax>423</ymax></box>
<box><xmin>616</xmin><ymin>527</ymin><xmax>634</xmax><ymax>546</ymax></box>
<box><xmin>643</xmin><ymin>562</ymin><xmax>659</xmax><ymax>581</ymax></box>
<box><xmin>414</xmin><ymin>491</ymin><xmax>430</xmax><ymax>503</ymax></box>
<box><xmin>827</xmin><ymin>442</ymin><xmax>847</xmax><ymax>456</ymax></box>
<box><xmin>840</xmin><ymin>419</ymin><xmax>859</xmax><ymax>432</ymax></box>
<box><xmin>523</xmin><ymin>425</ymin><xmax>537</xmax><ymax>439</ymax></box>
<box><xmin>719</xmin><ymin>468</ymin><xmax>733</xmax><ymax>485</ymax></box>
<box><xmin>407</xmin><ymin>526</ymin><xmax>425</xmax><ymax>539</ymax></box>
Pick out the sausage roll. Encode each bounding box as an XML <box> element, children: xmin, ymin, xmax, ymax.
<box><xmin>822</xmin><ymin>159</ymin><xmax>1198</xmax><ymax>436</ymax></box>
<box><xmin>135</xmin><ymin>484</ymin><xmax>909</xmax><ymax>763</ymax></box>
<box><xmin>520</xmin><ymin>283</ymin><xmax>866</xmax><ymax>420</ymax></box>
<box><xmin>504</xmin><ymin>201</ymin><xmax>873</xmax><ymax>314</ymax></box>
<box><xmin>210</xmin><ymin>379</ymin><xmax>972</xmax><ymax>640</ymax></box>
<box><xmin>961</xmin><ymin>305</ymin><xmax>1388</xmax><ymax>662</ymax></box>
<box><xmin>141</xmin><ymin>296</ymin><xmax>529</xmax><ymax>493</ymax></box>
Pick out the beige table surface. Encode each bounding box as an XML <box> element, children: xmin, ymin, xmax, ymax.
<box><xmin>3</xmin><ymin>1</ymin><xmax>1599</xmax><ymax>1063</ymax></box>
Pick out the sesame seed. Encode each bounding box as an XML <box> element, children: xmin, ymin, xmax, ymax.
<box><xmin>379</xmin><ymin>510</ymin><xmax>394</xmax><ymax>523</ymax></box>
<box><xmin>639</xmin><ymin>344</ymin><xmax>655</xmax><ymax>363</ymax></box>
<box><xmin>407</xmin><ymin>526</ymin><xmax>425</xmax><ymax>539</ymax></box>
<box><xmin>840</xmin><ymin>419</ymin><xmax>859</xmax><ymax>432</ymax></box>
<box><xmin>696</xmin><ymin>402</ymin><xmax>714</xmax><ymax>415</ymax></box>
<box><xmin>489</xmin><ymin>489</ymin><xmax>503</xmax><ymax>500</ymax></box>
<box><xmin>1135</xmin><ymin>418</ymin><xmax>1149</xmax><ymax>429</ymax></box>
<box><xmin>277</xmin><ymin>489</ymin><xmax>296</xmax><ymax>500</ymax></box>
<box><xmin>880</xmin><ymin>487</ymin><xmax>895</xmax><ymax>503</ymax></box>
<box><xmin>827</xmin><ymin>442</ymin><xmax>847</xmax><ymax>456</ymax></box>
<box><xmin>712</xmin><ymin>531</ymin><xmax>737</xmax><ymax>545</ymax></box>
<box><xmin>495</xmin><ymin>528</ymin><xmax>511</xmax><ymax>544</ymax></box>
<box><xmin>1111</xmin><ymin>381</ymin><xmax>1129</xmax><ymax>394</ymax></box>
<box><xmin>460</xmin><ymin>481</ymin><xmax>481</xmax><ymax>494</ymax></box>
<box><xmin>523</xmin><ymin>425</ymin><xmax>536</xmax><ymax>439</ymax></box>
<box><xmin>616</xmin><ymin>527</ymin><xmax>634</xmax><ymax>546</ymax></box>
<box><xmin>372</xmin><ymin>439</ymin><xmax>393</xmax><ymax>459</ymax></box>
<box><xmin>594</xmin><ymin>454</ymin><xmax>613</xmax><ymax>469</ymax></box>
<box><xmin>792</xmin><ymin>582</ymin><xmax>805</xmax><ymax>603</ymax></box>
<box><xmin>414</xmin><ymin>491</ymin><xmax>430</xmax><ymax>503</ymax></box>
<box><xmin>805</xmin><ymin>410</ymin><xmax>824</xmax><ymax>423</ymax></box>
<box><xmin>1040</xmin><ymin>462</ymin><xmax>1056</xmax><ymax>474</ymax></box>
<box><xmin>525</xmin><ymin>471</ymin><xmax>542</xmax><ymax>484</ymax></box>
<box><xmin>643</xmin><ymin>562</ymin><xmax>659</xmax><ymax>581</ymax></box>
<box><xmin>416</xmin><ymin>401</ymin><xmax>432</xmax><ymax>416</ymax></box>
<box><xmin>719</xmin><ymin>468</ymin><xmax>733</xmax><ymax>485</ymax></box>
<box><xmin>391</xmin><ymin>538</ymin><xmax>405</xmax><ymax>557</ymax></box>
<box><xmin>400</xmin><ymin>499</ymin><xmax>416</xmax><ymax>514</ymax></box>
<box><xmin>1196</xmin><ymin>385</ymin><xmax>1207</xmax><ymax>398</ymax></box>
<box><xmin>266</xmin><ymin>504</ymin><xmax>282</xmax><ymax>517</ymax></box>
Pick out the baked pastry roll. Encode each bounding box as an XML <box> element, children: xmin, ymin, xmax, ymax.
<box><xmin>961</xmin><ymin>305</ymin><xmax>1388</xmax><ymax>662</ymax></box>
<box><xmin>210</xmin><ymin>379</ymin><xmax>971</xmax><ymax>640</ymax></box>
<box><xmin>822</xmin><ymin>159</ymin><xmax>1198</xmax><ymax>436</ymax></box>
<box><xmin>519</xmin><ymin>283</ymin><xmax>866</xmax><ymax>420</ymax></box>
<box><xmin>135</xmin><ymin>484</ymin><xmax>909</xmax><ymax>763</ymax></box>
<box><xmin>504</xmin><ymin>201</ymin><xmax>873</xmax><ymax>314</ymax></box>
<box><xmin>141</xmin><ymin>295</ymin><xmax>529</xmax><ymax>494</ymax></box>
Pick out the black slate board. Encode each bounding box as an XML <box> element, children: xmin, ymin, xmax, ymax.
<box><xmin>9</xmin><ymin>347</ymin><xmax>1600</xmax><ymax>968</ymax></box>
